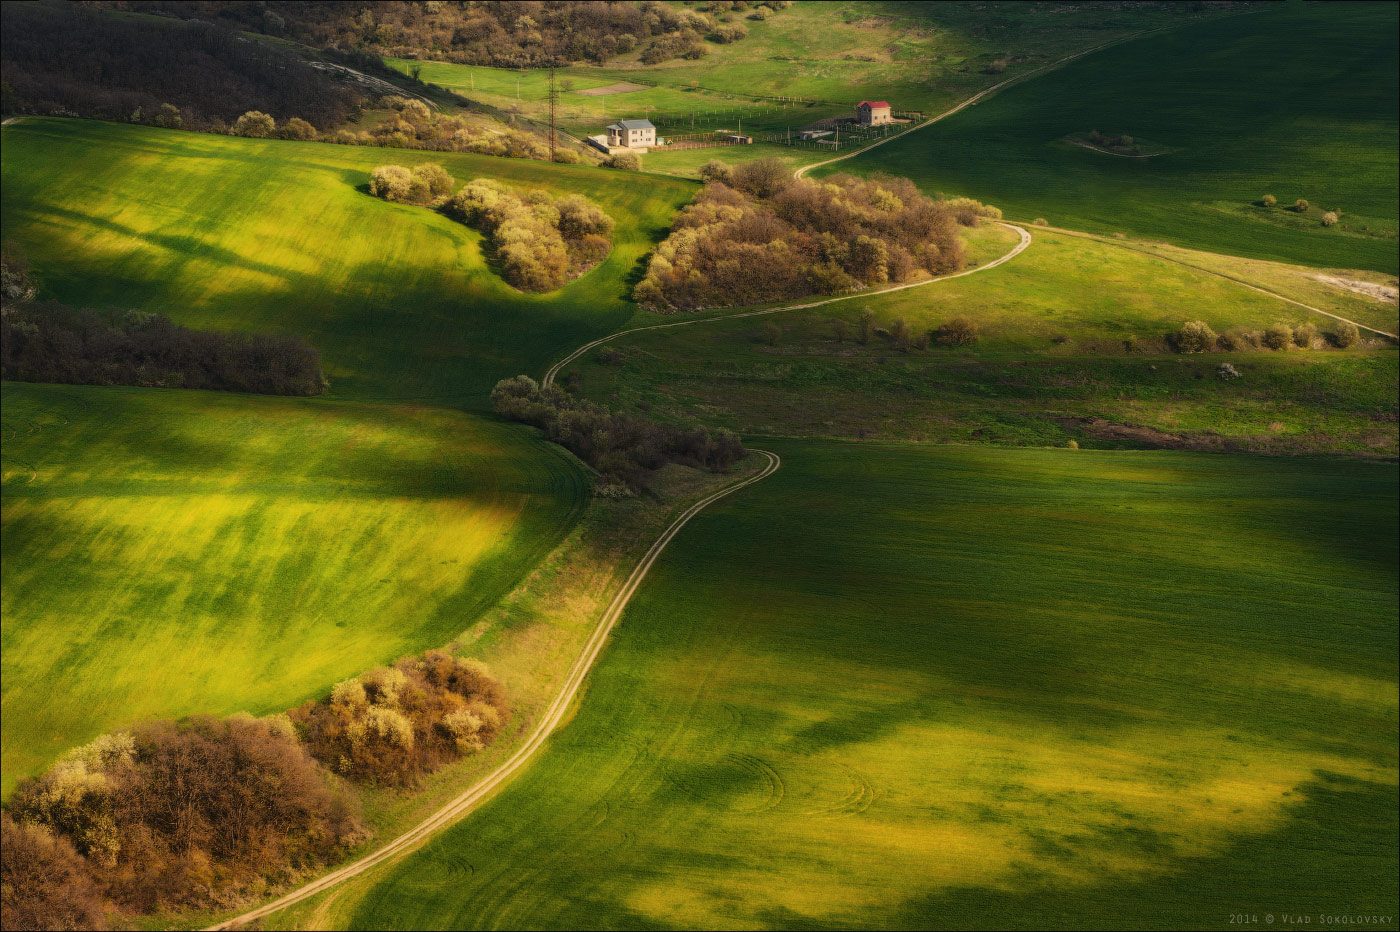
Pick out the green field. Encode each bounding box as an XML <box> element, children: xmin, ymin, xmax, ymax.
<box><xmin>327</xmin><ymin>442</ymin><xmax>1398</xmax><ymax>930</ymax></box>
<box><xmin>567</xmin><ymin>224</ymin><xmax>1399</xmax><ymax>453</ymax></box>
<box><xmin>387</xmin><ymin>1</ymin><xmax>1228</xmax><ymax>175</ymax></box>
<box><xmin>835</xmin><ymin>3</ymin><xmax>1400</xmax><ymax>274</ymax></box>
<box><xmin>0</xmin><ymin>383</ymin><xmax>585</xmax><ymax>792</ymax></box>
<box><xmin>0</xmin><ymin>118</ymin><xmax>694</xmax><ymax>406</ymax></box>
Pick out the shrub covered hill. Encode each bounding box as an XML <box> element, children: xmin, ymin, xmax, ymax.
<box><xmin>90</xmin><ymin>0</ymin><xmax>790</xmax><ymax>68</ymax></box>
<box><xmin>0</xmin><ymin>2</ymin><xmax>361</xmax><ymax>131</ymax></box>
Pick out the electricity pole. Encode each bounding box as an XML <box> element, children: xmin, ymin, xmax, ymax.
<box><xmin>547</xmin><ymin>66</ymin><xmax>558</xmax><ymax>161</ymax></box>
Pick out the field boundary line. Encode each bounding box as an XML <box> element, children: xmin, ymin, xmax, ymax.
<box><xmin>1032</xmin><ymin>224</ymin><xmax>1399</xmax><ymax>341</ymax></box>
<box><xmin>208</xmin><ymin>449</ymin><xmax>781</xmax><ymax>931</ymax></box>
<box><xmin>543</xmin><ymin>222</ymin><xmax>1030</xmax><ymax>388</ymax></box>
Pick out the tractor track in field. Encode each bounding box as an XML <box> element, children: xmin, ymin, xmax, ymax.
<box><xmin>207</xmin><ymin>447</ymin><xmax>781</xmax><ymax>931</ymax></box>
<box><xmin>543</xmin><ymin>221</ymin><xmax>1032</xmax><ymax>389</ymax></box>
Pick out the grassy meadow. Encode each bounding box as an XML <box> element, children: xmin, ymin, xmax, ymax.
<box><xmin>0</xmin><ymin>383</ymin><xmax>585</xmax><ymax>792</ymax></box>
<box><xmin>836</xmin><ymin>2</ymin><xmax>1400</xmax><ymax>273</ymax></box>
<box><xmin>387</xmin><ymin>1</ymin><xmax>1228</xmax><ymax>176</ymax></box>
<box><xmin>0</xmin><ymin>118</ymin><xmax>695</xmax><ymax>406</ymax></box>
<box><xmin>570</xmin><ymin>224</ymin><xmax>1399</xmax><ymax>453</ymax></box>
<box><xmin>316</xmin><ymin>442</ymin><xmax>1398</xmax><ymax>930</ymax></box>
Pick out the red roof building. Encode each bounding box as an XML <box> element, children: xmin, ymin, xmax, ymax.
<box><xmin>856</xmin><ymin>100</ymin><xmax>893</xmax><ymax>125</ymax></box>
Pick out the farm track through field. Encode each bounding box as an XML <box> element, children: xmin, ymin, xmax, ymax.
<box><xmin>543</xmin><ymin>222</ymin><xmax>1032</xmax><ymax>389</ymax></box>
<box><xmin>1036</xmin><ymin>225</ymin><xmax>1400</xmax><ymax>341</ymax></box>
<box><xmin>792</xmin><ymin>15</ymin><xmax>1247</xmax><ymax>181</ymax></box>
<box><xmin>207</xmin><ymin>449</ymin><xmax>781</xmax><ymax>931</ymax></box>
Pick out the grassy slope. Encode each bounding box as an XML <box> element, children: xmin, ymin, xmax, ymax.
<box><xmin>388</xmin><ymin>1</ymin><xmax>1224</xmax><ymax>177</ymax></box>
<box><xmin>0</xmin><ymin>383</ymin><xmax>585</xmax><ymax>792</ymax></box>
<box><xmin>0</xmin><ymin>118</ymin><xmax>694</xmax><ymax>406</ymax></box>
<box><xmin>570</xmin><ymin>224</ymin><xmax>1399</xmax><ymax>454</ymax></box>
<box><xmin>833</xmin><ymin>2</ymin><xmax>1399</xmax><ymax>274</ymax></box>
<box><xmin>337</xmin><ymin>442</ymin><xmax>1398</xmax><ymax>930</ymax></box>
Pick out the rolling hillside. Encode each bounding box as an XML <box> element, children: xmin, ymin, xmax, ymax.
<box><xmin>836</xmin><ymin>2</ymin><xmax>1399</xmax><ymax>273</ymax></box>
<box><xmin>325</xmin><ymin>442</ymin><xmax>1398</xmax><ymax>930</ymax></box>
<box><xmin>0</xmin><ymin>118</ymin><xmax>694</xmax><ymax>406</ymax></box>
<box><xmin>0</xmin><ymin>383</ymin><xmax>585</xmax><ymax>791</ymax></box>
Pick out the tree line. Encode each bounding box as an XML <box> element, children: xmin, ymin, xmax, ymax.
<box><xmin>1</xmin><ymin>651</ymin><xmax>507</xmax><ymax>930</ymax></box>
<box><xmin>1</xmin><ymin>301</ymin><xmax>328</xmax><ymax>396</ymax></box>
<box><xmin>491</xmin><ymin>375</ymin><xmax>746</xmax><ymax>494</ymax></box>
<box><xmin>0</xmin><ymin>2</ymin><xmax>361</xmax><ymax>131</ymax></box>
<box><xmin>97</xmin><ymin>0</ymin><xmax>789</xmax><ymax>69</ymax></box>
<box><xmin>634</xmin><ymin>159</ymin><xmax>996</xmax><ymax>311</ymax></box>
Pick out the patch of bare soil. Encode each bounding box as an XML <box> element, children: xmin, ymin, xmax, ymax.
<box><xmin>575</xmin><ymin>82</ymin><xmax>649</xmax><ymax>97</ymax></box>
<box><xmin>1311</xmin><ymin>274</ymin><xmax>1399</xmax><ymax>304</ymax></box>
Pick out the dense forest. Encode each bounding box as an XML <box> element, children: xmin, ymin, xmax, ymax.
<box><xmin>92</xmin><ymin>0</ymin><xmax>787</xmax><ymax>68</ymax></box>
<box><xmin>1</xmin><ymin>2</ymin><xmax>362</xmax><ymax>130</ymax></box>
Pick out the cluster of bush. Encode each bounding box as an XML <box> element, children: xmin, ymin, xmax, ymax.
<box><xmin>1</xmin><ymin>3</ymin><xmax>360</xmax><ymax>132</ymax></box>
<box><xmin>3</xmin><ymin>716</ymin><xmax>363</xmax><ymax>926</ymax></box>
<box><xmin>815</xmin><ymin>308</ymin><xmax>979</xmax><ymax>351</ymax></box>
<box><xmin>1</xmin><ymin>649</ymin><xmax>506</xmax><ymax>928</ymax></box>
<box><xmin>369</xmin><ymin>162</ymin><xmax>457</xmax><ymax>205</ymax></box>
<box><xmin>1259</xmin><ymin>194</ymin><xmax>1342</xmax><ymax>226</ymax></box>
<box><xmin>1</xmin><ymin>300</ymin><xmax>327</xmax><ymax>396</ymax></box>
<box><xmin>446</xmin><ymin>180</ymin><xmax>615</xmax><ymax>292</ymax></box>
<box><xmin>323</xmin><ymin>95</ymin><xmax>576</xmax><ymax>163</ymax></box>
<box><xmin>1173</xmin><ymin>318</ymin><xmax>1359</xmax><ymax>353</ymax></box>
<box><xmin>106</xmin><ymin>0</ymin><xmax>782</xmax><ymax>69</ymax></box>
<box><xmin>292</xmin><ymin>651</ymin><xmax>507</xmax><ymax>786</ymax></box>
<box><xmin>634</xmin><ymin>159</ymin><xmax>984</xmax><ymax>311</ymax></box>
<box><xmin>491</xmin><ymin>375</ymin><xmax>746</xmax><ymax>493</ymax></box>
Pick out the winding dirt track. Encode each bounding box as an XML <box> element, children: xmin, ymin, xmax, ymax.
<box><xmin>208</xmin><ymin>449</ymin><xmax>781</xmax><ymax>931</ymax></box>
<box><xmin>790</xmin><ymin>19</ymin><xmax>1210</xmax><ymax>181</ymax></box>
<box><xmin>544</xmin><ymin>222</ymin><xmax>1032</xmax><ymax>389</ymax></box>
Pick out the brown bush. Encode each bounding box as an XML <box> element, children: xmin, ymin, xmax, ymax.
<box><xmin>635</xmin><ymin>172</ymin><xmax>964</xmax><ymax>311</ymax></box>
<box><xmin>1293</xmin><ymin>321</ymin><xmax>1317</xmax><ymax>347</ymax></box>
<box><xmin>446</xmin><ymin>180</ymin><xmax>612</xmax><ymax>292</ymax></box>
<box><xmin>1332</xmin><ymin>319</ymin><xmax>1360</xmax><ymax>348</ymax></box>
<box><xmin>7</xmin><ymin>716</ymin><xmax>361</xmax><ymax>915</ymax></box>
<box><xmin>602</xmin><ymin>152</ymin><xmax>641</xmax><ymax>171</ymax></box>
<box><xmin>1263</xmin><ymin>323</ymin><xmax>1293</xmax><ymax>350</ymax></box>
<box><xmin>491</xmin><ymin>375</ymin><xmax>746</xmax><ymax>490</ymax></box>
<box><xmin>936</xmin><ymin>316</ymin><xmax>980</xmax><ymax>346</ymax></box>
<box><xmin>1</xmin><ymin>813</ymin><xmax>108</xmax><ymax>931</ymax></box>
<box><xmin>1174</xmin><ymin>319</ymin><xmax>1218</xmax><ymax>354</ymax></box>
<box><xmin>292</xmin><ymin>651</ymin><xmax>507</xmax><ymax>786</ymax></box>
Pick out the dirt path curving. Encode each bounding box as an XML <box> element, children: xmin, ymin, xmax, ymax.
<box><xmin>789</xmin><ymin>16</ymin><xmax>1233</xmax><ymax>182</ymax></box>
<box><xmin>207</xmin><ymin>449</ymin><xmax>781</xmax><ymax>930</ymax></box>
<box><xmin>543</xmin><ymin>222</ymin><xmax>1031</xmax><ymax>389</ymax></box>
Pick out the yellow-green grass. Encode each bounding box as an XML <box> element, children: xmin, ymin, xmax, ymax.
<box><xmin>331</xmin><ymin>442</ymin><xmax>1399</xmax><ymax>929</ymax></box>
<box><xmin>0</xmin><ymin>118</ymin><xmax>695</xmax><ymax>407</ymax></box>
<box><xmin>0</xmin><ymin>382</ymin><xmax>586</xmax><ymax>793</ymax></box>
<box><xmin>569</xmin><ymin>224</ymin><xmax>1399</xmax><ymax>453</ymax></box>
<box><xmin>835</xmin><ymin>3</ymin><xmax>1400</xmax><ymax>273</ymax></box>
<box><xmin>388</xmin><ymin>2</ymin><xmax>1228</xmax><ymax>176</ymax></box>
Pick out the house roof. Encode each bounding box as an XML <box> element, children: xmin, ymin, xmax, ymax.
<box><xmin>857</xmin><ymin>100</ymin><xmax>890</xmax><ymax>109</ymax></box>
<box><xmin>607</xmin><ymin>119</ymin><xmax>655</xmax><ymax>131</ymax></box>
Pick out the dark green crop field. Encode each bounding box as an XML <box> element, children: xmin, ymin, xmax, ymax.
<box><xmin>837</xmin><ymin>3</ymin><xmax>1400</xmax><ymax>273</ymax></box>
<box><xmin>0</xmin><ymin>119</ymin><xmax>695</xmax><ymax>406</ymax></box>
<box><xmin>325</xmin><ymin>442</ymin><xmax>1398</xmax><ymax>931</ymax></box>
